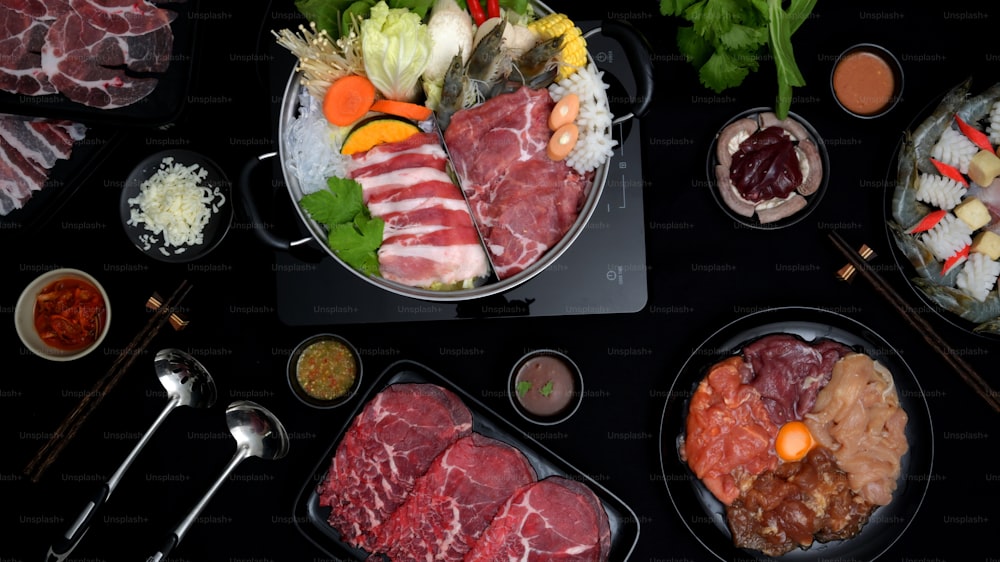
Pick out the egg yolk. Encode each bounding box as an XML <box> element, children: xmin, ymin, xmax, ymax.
<box><xmin>775</xmin><ymin>420</ymin><xmax>815</xmax><ymax>462</ymax></box>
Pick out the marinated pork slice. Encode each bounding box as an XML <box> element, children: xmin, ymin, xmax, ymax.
<box><xmin>317</xmin><ymin>383</ymin><xmax>474</xmax><ymax>551</ymax></box>
<box><xmin>465</xmin><ymin>475</ymin><xmax>612</xmax><ymax>562</ymax></box>
<box><xmin>366</xmin><ymin>433</ymin><xmax>537</xmax><ymax>561</ymax></box>
<box><xmin>444</xmin><ymin>87</ymin><xmax>591</xmax><ymax>279</ymax></box>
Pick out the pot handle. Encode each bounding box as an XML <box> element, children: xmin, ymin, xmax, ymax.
<box><xmin>238</xmin><ymin>151</ymin><xmax>311</xmax><ymax>251</ymax></box>
<box><xmin>586</xmin><ymin>19</ymin><xmax>654</xmax><ymax>125</ymax></box>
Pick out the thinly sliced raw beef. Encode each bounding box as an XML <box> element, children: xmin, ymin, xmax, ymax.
<box><xmin>444</xmin><ymin>87</ymin><xmax>592</xmax><ymax>279</ymax></box>
<box><xmin>317</xmin><ymin>383</ymin><xmax>474</xmax><ymax>551</ymax></box>
<box><xmin>465</xmin><ymin>475</ymin><xmax>613</xmax><ymax>562</ymax></box>
<box><xmin>38</xmin><ymin>0</ymin><xmax>175</xmax><ymax>108</ymax></box>
<box><xmin>366</xmin><ymin>433</ymin><xmax>537</xmax><ymax>561</ymax></box>
<box><xmin>346</xmin><ymin>131</ymin><xmax>490</xmax><ymax>288</ymax></box>
<box><xmin>0</xmin><ymin>3</ymin><xmax>57</xmax><ymax>95</ymax></box>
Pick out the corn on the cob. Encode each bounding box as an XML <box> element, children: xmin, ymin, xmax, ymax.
<box><xmin>527</xmin><ymin>13</ymin><xmax>586</xmax><ymax>81</ymax></box>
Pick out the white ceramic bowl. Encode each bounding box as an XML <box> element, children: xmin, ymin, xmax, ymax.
<box><xmin>15</xmin><ymin>268</ymin><xmax>111</xmax><ymax>361</ymax></box>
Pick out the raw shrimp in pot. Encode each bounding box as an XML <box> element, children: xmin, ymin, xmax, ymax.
<box><xmin>436</xmin><ymin>52</ymin><xmax>473</xmax><ymax>131</ymax></box>
<box><xmin>466</xmin><ymin>18</ymin><xmax>513</xmax><ymax>100</ymax></box>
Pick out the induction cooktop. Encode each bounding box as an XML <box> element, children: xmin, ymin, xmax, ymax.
<box><xmin>269</xmin><ymin>23</ymin><xmax>648</xmax><ymax>325</ymax></box>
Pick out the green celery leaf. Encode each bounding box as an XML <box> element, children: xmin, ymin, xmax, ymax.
<box><xmin>299</xmin><ymin>177</ymin><xmax>365</xmax><ymax>226</ymax></box>
<box><xmin>660</xmin><ymin>0</ymin><xmax>703</xmax><ymax>16</ymax></box>
<box><xmin>766</xmin><ymin>0</ymin><xmax>812</xmax><ymax>119</ymax></box>
<box><xmin>539</xmin><ymin>380</ymin><xmax>554</xmax><ymax>397</ymax></box>
<box><xmin>719</xmin><ymin>23</ymin><xmax>768</xmax><ymax>51</ymax></box>
<box><xmin>699</xmin><ymin>50</ymin><xmax>752</xmax><ymax>93</ymax></box>
<box><xmin>327</xmin><ymin>214</ymin><xmax>384</xmax><ymax>275</ymax></box>
<box><xmin>516</xmin><ymin>380</ymin><xmax>532</xmax><ymax>397</ymax></box>
<box><xmin>676</xmin><ymin>26</ymin><xmax>713</xmax><ymax>67</ymax></box>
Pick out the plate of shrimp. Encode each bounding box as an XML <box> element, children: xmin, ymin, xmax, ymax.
<box><xmin>885</xmin><ymin>77</ymin><xmax>1000</xmax><ymax>337</ymax></box>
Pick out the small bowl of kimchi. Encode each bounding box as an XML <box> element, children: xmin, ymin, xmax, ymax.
<box><xmin>15</xmin><ymin>268</ymin><xmax>111</xmax><ymax>361</ymax></box>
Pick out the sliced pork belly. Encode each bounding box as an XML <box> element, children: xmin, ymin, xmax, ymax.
<box><xmin>346</xmin><ymin>131</ymin><xmax>490</xmax><ymax>288</ymax></box>
<box><xmin>367</xmin><ymin>433</ymin><xmax>537</xmax><ymax>561</ymax></box>
<box><xmin>0</xmin><ymin>114</ymin><xmax>86</xmax><ymax>215</ymax></box>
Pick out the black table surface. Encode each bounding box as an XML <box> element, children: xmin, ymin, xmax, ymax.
<box><xmin>4</xmin><ymin>1</ymin><xmax>998</xmax><ymax>560</ymax></box>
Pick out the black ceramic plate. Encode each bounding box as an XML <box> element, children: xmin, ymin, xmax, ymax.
<box><xmin>119</xmin><ymin>149</ymin><xmax>232</xmax><ymax>262</ymax></box>
<box><xmin>293</xmin><ymin>359</ymin><xmax>641</xmax><ymax>561</ymax></box>
<box><xmin>883</xmin><ymin>77</ymin><xmax>1000</xmax><ymax>339</ymax></box>
<box><xmin>0</xmin><ymin>0</ymin><xmax>199</xmax><ymax>127</ymax></box>
<box><xmin>659</xmin><ymin>306</ymin><xmax>933</xmax><ymax>561</ymax></box>
<box><xmin>706</xmin><ymin>108</ymin><xmax>830</xmax><ymax>230</ymax></box>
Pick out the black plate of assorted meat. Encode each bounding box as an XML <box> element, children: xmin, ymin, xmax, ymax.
<box><xmin>0</xmin><ymin>0</ymin><xmax>200</xmax><ymax>126</ymax></box>
<box><xmin>659</xmin><ymin>306</ymin><xmax>933</xmax><ymax>561</ymax></box>
<box><xmin>292</xmin><ymin>359</ymin><xmax>640</xmax><ymax>561</ymax></box>
<box><xmin>707</xmin><ymin>108</ymin><xmax>829</xmax><ymax>230</ymax></box>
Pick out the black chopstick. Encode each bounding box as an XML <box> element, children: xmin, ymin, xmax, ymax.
<box><xmin>827</xmin><ymin>230</ymin><xmax>1000</xmax><ymax>414</ymax></box>
<box><xmin>23</xmin><ymin>279</ymin><xmax>193</xmax><ymax>482</ymax></box>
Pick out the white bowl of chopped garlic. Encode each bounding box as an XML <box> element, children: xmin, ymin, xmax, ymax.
<box><xmin>119</xmin><ymin>149</ymin><xmax>232</xmax><ymax>263</ymax></box>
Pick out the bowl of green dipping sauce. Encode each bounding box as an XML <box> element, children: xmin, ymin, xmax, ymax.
<box><xmin>508</xmin><ymin>349</ymin><xmax>583</xmax><ymax>425</ymax></box>
<box><xmin>287</xmin><ymin>333</ymin><xmax>362</xmax><ymax>409</ymax></box>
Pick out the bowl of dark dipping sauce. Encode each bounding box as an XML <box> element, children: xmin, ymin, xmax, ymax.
<box><xmin>508</xmin><ymin>349</ymin><xmax>583</xmax><ymax>425</ymax></box>
<box><xmin>831</xmin><ymin>43</ymin><xmax>904</xmax><ymax>119</ymax></box>
<box><xmin>287</xmin><ymin>333</ymin><xmax>362</xmax><ymax>409</ymax></box>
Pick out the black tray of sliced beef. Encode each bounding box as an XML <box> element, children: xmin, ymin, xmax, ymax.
<box><xmin>0</xmin><ymin>0</ymin><xmax>199</xmax><ymax>127</ymax></box>
<box><xmin>292</xmin><ymin>360</ymin><xmax>641</xmax><ymax>561</ymax></box>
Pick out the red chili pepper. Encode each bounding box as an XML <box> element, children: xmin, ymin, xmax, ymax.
<box><xmin>954</xmin><ymin>114</ymin><xmax>994</xmax><ymax>152</ymax></box>
<box><xmin>929</xmin><ymin>157</ymin><xmax>969</xmax><ymax>187</ymax></box>
<box><xmin>941</xmin><ymin>244</ymin><xmax>970</xmax><ymax>275</ymax></box>
<box><xmin>487</xmin><ymin>0</ymin><xmax>500</xmax><ymax>19</ymax></box>
<box><xmin>907</xmin><ymin>208</ymin><xmax>948</xmax><ymax>234</ymax></box>
<box><xmin>467</xmin><ymin>0</ymin><xmax>486</xmax><ymax>25</ymax></box>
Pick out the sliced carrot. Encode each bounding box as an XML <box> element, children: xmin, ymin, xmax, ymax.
<box><xmin>370</xmin><ymin>99</ymin><xmax>433</xmax><ymax>122</ymax></box>
<box><xmin>323</xmin><ymin>75</ymin><xmax>377</xmax><ymax>127</ymax></box>
<box><xmin>549</xmin><ymin>93</ymin><xmax>580</xmax><ymax>131</ymax></box>
<box><xmin>547</xmin><ymin>123</ymin><xmax>578</xmax><ymax>161</ymax></box>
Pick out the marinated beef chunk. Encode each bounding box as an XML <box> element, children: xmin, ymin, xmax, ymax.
<box><xmin>726</xmin><ymin>447</ymin><xmax>876</xmax><ymax>557</ymax></box>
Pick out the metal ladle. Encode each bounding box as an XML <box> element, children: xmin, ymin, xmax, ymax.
<box><xmin>46</xmin><ymin>348</ymin><xmax>217</xmax><ymax>562</ymax></box>
<box><xmin>146</xmin><ymin>400</ymin><xmax>290</xmax><ymax>562</ymax></box>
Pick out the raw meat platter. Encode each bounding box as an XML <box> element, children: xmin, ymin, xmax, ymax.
<box><xmin>659</xmin><ymin>306</ymin><xmax>933</xmax><ymax>561</ymax></box>
<box><xmin>292</xmin><ymin>360</ymin><xmax>641</xmax><ymax>561</ymax></box>
<box><xmin>0</xmin><ymin>0</ymin><xmax>200</xmax><ymax>127</ymax></box>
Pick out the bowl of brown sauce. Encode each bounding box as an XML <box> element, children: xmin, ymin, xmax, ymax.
<box><xmin>508</xmin><ymin>349</ymin><xmax>583</xmax><ymax>425</ymax></box>
<box><xmin>287</xmin><ymin>333</ymin><xmax>363</xmax><ymax>409</ymax></box>
<box><xmin>15</xmin><ymin>268</ymin><xmax>111</xmax><ymax>361</ymax></box>
<box><xmin>830</xmin><ymin>43</ymin><xmax>904</xmax><ymax>119</ymax></box>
